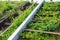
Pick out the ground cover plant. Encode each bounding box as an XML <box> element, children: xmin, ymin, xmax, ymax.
<box><xmin>42</xmin><ymin>2</ymin><xmax>60</xmax><ymax>11</ymax></box>
<box><xmin>19</xmin><ymin>2</ymin><xmax>60</xmax><ymax>40</ymax></box>
<box><xmin>0</xmin><ymin>1</ymin><xmax>36</xmax><ymax>40</ymax></box>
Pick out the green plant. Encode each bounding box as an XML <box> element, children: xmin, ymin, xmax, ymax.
<box><xmin>0</xmin><ymin>2</ymin><xmax>14</xmax><ymax>14</ymax></box>
<box><xmin>20</xmin><ymin>31</ymin><xmax>60</xmax><ymax>40</ymax></box>
<box><xmin>0</xmin><ymin>3</ymin><xmax>36</xmax><ymax>40</ymax></box>
<box><xmin>42</xmin><ymin>2</ymin><xmax>60</xmax><ymax>11</ymax></box>
<box><xmin>19</xmin><ymin>2</ymin><xmax>60</xmax><ymax>40</ymax></box>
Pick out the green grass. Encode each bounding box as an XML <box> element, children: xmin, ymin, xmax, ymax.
<box><xmin>20</xmin><ymin>2</ymin><xmax>60</xmax><ymax>40</ymax></box>
<box><xmin>0</xmin><ymin>2</ymin><xmax>14</xmax><ymax>14</ymax></box>
<box><xmin>42</xmin><ymin>2</ymin><xmax>60</xmax><ymax>11</ymax></box>
<box><xmin>20</xmin><ymin>31</ymin><xmax>60</xmax><ymax>40</ymax></box>
<box><xmin>0</xmin><ymin>3</ymin><xmax>36</xmax><ymax>40</ymax></box>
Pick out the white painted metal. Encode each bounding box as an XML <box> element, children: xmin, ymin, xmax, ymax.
<box><xmin>8</xmin><ymin>0</ymin><xmax>44</xmax><ymax>40</ymax></box>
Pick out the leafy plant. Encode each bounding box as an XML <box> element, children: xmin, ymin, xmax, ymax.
<box><xmin>42</xmin><ymin>2</ymin><xmax>60</xmax><ymax>11</ymax></box>
<box><xmin>20</xmin><ymin>2</ymin><xmax>60</xmax><ymax>40</ymax></box>
<box><xmin>0</xmin><ymin>3</ymin><xmax>36</xmax><ymax>40</ymax></box>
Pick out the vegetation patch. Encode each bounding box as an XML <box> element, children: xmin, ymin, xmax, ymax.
<box><xmin>19</xmin><ymin>2</ymin><xmax>60</xmax><ymax>40</ymax></box>
<box><xmin>0</xmin><ymin>1</ymin><xmax>36</xmax><ymax>40</ymax></box>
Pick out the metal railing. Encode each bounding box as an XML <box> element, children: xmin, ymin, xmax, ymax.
<box><xmin>8</xmin><ymin>0</ymin><xmax>44</xmax><ymax>40</ymax></box>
